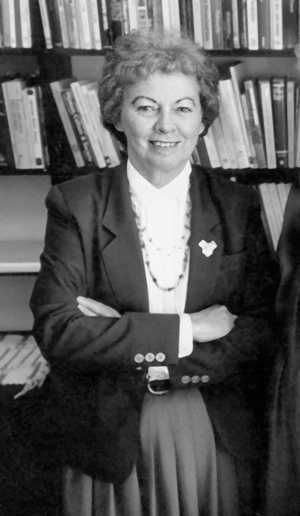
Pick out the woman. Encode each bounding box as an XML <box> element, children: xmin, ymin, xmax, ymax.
<box><xmin>30</xmin><ymin>31</ymin><xmax>277</xmax><ymax>516</ymax></box>
<box><xmin>265</xmin><ymin>183</ymin><xmax>300</xmax><ymax>516</ymax></box>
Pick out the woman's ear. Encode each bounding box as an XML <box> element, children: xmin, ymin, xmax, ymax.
<box><xmin>114</xmin><ymin>120</ymin><xmax>123</xmax><ymax>132</ymax></box>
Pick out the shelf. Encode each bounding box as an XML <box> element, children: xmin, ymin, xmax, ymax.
<box><xmin>209</xmin><ymin>49</ymin><xmax>298</xmax><ymax>57</ymax></box>
<box><xmin>0</xmin><ymin>240</ymin><xmax>43</xmax><ymax>274</ymax></box>
<box><xmin>210</xmin><ymin>168</ymin><xmax>300</xmax><ymax>185</ymax></box>
<box><xmin>46</xmin><ymin>46</ymin><xmax>110</xmax><ymax>56</ymax></box>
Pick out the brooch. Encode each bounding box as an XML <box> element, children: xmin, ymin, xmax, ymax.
<box><xmin>198</xmin><ymin>239</ymin><xmax>217</xmax><ymax>257</ymax></box>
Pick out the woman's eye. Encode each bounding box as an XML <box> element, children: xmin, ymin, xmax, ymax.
<box><xmin>177</xmin><ymin>106</ymin><xmax>192</xmax><ymax>113</ymax></box>
<box><xmin>137</xmin><ymin>105</ymin><xmax>157</xmax><ymax>112</ymax></box>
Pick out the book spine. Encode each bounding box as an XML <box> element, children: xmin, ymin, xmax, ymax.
<box><xmin>246</xmin><ymin>0</ymin><xmax>259</xmax><ymax>50</ymax></box>
<box><xmin>2</xmin><ymin>0</ymin><xmax>10</xmax><ymax>47</ymax></box>
<box><xmin>191</xmin><ymin>0</ymin><xmax>203</xmax><ymax>45</ymax></box>
<box><xmin>202</xmin><ymin>0</ymin><xmax>213</xmax><ymax>49</ymax></box>
<box><xmin>209</xmin><ymin>118</ymin><xmax>231</xmax><ymax>168</ymax></box>
<box><xmin>0</xmin><ymin>81</ymin><xmax>15</xmax><ymax>167</ymax></box>
<box><xmin>152</xmin><ymin>0</ymin><xmax>164</xmax><ymax>31</ymax></box>
<box><xmin>169</xmin><ymin>0</ymin><xmax>180</xmax><ymax>32</ymax></box>
<box><xmin>282</xmin><ymin>0</ymin><xmax>298</xmax><ymax>49</ymax></box>
<box><xmin>38</xmin><ymin>0</ymin><xmax>53</xmax><ymax>48</ymax></box>
<box><xmin>272</xmin><ymin>77</ymin><xmax>288</xmax><ymax>168</ymax></box>
<box><xmin>61</xmin><ymin>89</ymin><xmax>94</xmax><ymax>165</ymax></box>
<box><xmin>185</xmin><ymin>0</ymin><xmax>194</xmax><ymax>39</ymax></box>
<box><xmin>2</xmin><ymin>80</ymin><xmax>32</xmax><ymax>169</ymax></box>
<box><xmin>63</xmin><ymin>0</ymin><xmax>80</xmax><ymax>48</ymax></box>
<box><xmin>258</xmin><ymin>80</ymin><xmax>276</xmax><ymax>169</ymax></box>
<box><xmin>287</xmin><ymin>79</ymin><xmax>295</xmax><ymax>168</ymax></box>
<box><xmin>56</xmin><ymin>0</ymin><xmax>69</xmax><ymax>47</ymax></box>
<box><xmin>20</xmin><ymin>0</ymin><xmax>32</xmax><ymax>48</ymax></box>
<box><xmin>23</xmin><ymin>87</ymin><xmax>45</xmax><ymax>169</ymax></box>
<box><xmin>270</xmin><ymin>0</ymin><xmax>283</xmax><ymax>49</ymax></box>
<box><xmin>217</xmin><ymin>101</ymin><xmax>238</xmax><ymax>168</ymax></box>
<box><xmin>196</xmin><ymin>137</ymin><xmax>211</xmax><ymax>167</ymax></box>
<box><xmin>203</xmin><ymin>130</ymin><xmax>221</xmax><ymax>168</ymax></box>
<box><xmin>244</xmin><ymin>79</ymin><xmax>267</xmax><ymax>168</ymax></box>
<box><xmin>258</xmin><ymin>183</ymin><xmax>280</xmax><ymax>250</ymax></box>
<box><xmin>161</xmin><ymin>0</ymin><xmax>171</xmax><ymax>29</ymax></box>
<box><xmin>231</xmin><ymin>0</ymin><xmax>240</xmax><ymax>48</ymax></box>
<box><xmin>178</xmin><ymin>0</ymin><xmax>187</xmax><ymax>35</ymax></box>
<box><xmin>14</xmin><ymin>0</ymin><xmax>22</xmax><ymax>48</ymax></box>
<box><xmin>219</xmin><ymin>80</ymin><xmax>250</xmax><ymax>168</ymax></box>
<box><xmin>89</xmin><ymin>0</ymin><xmax>102</xmax><ymax>48</ymax></box>
<box><xmin>222</xmin><ymin>0</ymin><xmax>233</xmax><ymax>49</ymax></box>
<box><xmin>8</xmin><ymin>0</ymin><xmax>16</xmax><ymax>47</ymax></box>
<box><xmin>87</xmin><ymin>88</ymin><xmax>121</xmax><ymax>167</ymax></box>
<box><xmin>96</xmin><ymin>0</ymin><xmax>111</xmax><ymax>47</ymax></box>
<box><xmin>46</xmin><ymin>0</ymin><xmax>63</xmax><ymax>47</ymax></box>
<box><xmin>50</xmin><ymin>80</ymin><xmax>85</xmax><ymax>167</ymax></box>
<box><xmin>258</xmin><ymin>0</ymin><xmax>270</xmax><ymax>49</ymax></box>
<box><xmin>237</xmin><ymin>0</ymin><xmax>247</xmax><ymax>48</ymax></box>
<box><xmin>127</xmin><ymin>0</ymin><xmax>138</xmax><ymax>30</ymax></box>
<box><xmin>211</xmin><ymin>0</ymin><xmax>223</xmax><ymax>48</ymax></box>
<box><xmin>36</xmin><ymin>85</ymin><xmax>49</xmax><ymax>166</ymax></box>
<box><xmin>241</xmin><ymin>93</ymin><xmax>258</xmax><ymax>168</ymax></box>
<box><xmin>76</xmin><ymin>0</ymin><xmax>92</xmax><ymax>48</ymax></box>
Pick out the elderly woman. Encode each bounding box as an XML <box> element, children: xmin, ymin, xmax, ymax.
<box><xmin>30</xmin><ymin>31</ymin><xmax>277</xmax><ymax>516</ymax></box>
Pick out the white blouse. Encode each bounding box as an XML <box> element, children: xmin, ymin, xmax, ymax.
<box><xmin>127</xmin><ymin>160</ymin><xmax>193</xmax><ymax>379</ymax></box>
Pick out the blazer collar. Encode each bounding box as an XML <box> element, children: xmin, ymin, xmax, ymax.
<box><xmin>100</xmin><ymin>164</ymin><xmax>223</xmax><ymax>314</ymax></box>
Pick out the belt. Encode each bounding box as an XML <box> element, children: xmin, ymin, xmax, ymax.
<box><xmin>147</xmin><ymin>379</ymin><xmax>171</xmax><ymax>395</ymax></box>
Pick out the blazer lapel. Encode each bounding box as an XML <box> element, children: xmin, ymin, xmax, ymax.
<box><xmin>185</xmin><ymin>169</ymin><xmax>224</xmax><ymax>313</ymax></box>
<box><xmin>100</xmin><ymin>166</ymin><xmax>149</xmax><ymax>312</ymax></box>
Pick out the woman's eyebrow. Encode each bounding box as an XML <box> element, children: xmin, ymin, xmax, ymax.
<box><xmin>175</xmin><ymin>97</ymin><xmax>196</xmax><ymax>105</ymax></box>
<box><xmin>132</xmin><ymin>96</ymin><xmax>157</xmax><ymax>104</ymax></box>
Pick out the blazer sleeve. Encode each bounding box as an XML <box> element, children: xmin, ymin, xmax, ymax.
<box><xmin>170</xmin><ymin>190</ymin><xmax>280</xmax><ymax>386</ymax></box>
<box><xmin>30</xmin><ymin>186</ymin><xmax>180</xmax><ymax>374</ymax></box>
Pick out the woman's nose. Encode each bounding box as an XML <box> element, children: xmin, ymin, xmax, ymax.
<box><xmin>155</xmin><ymin>110</ymin><xmax>176</xmax><ymax>133</ymax></box>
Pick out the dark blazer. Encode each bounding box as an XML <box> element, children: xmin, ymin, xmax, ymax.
<box><xmin>30</xmin><ymin>164</ymin><xmax>277</xmax><ymax>483</ymax></box>
<box><xmin>266</xmin><ymin>183</ymin><xmax>300</xmax><ymax>516</ymax></box>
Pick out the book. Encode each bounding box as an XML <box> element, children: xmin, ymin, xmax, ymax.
<box><xmin>258</xmin><ymin>183</ymin><xmax>281</xmax><ymax>250</ymax></box>
<box><xmin>71</xmin><ymin>79</ymin><xmax>106</xmax><ymax>168</ymax></box>
<box><xmin>244</xmin><ymin>79</ymin><xmax>267</xmax><ymax>168</ymax></box>
<box><xmin>2</xmin><ymin>79</ymin><xmax>32</xmax><ymax>169</ymax></box>
<box><xmin>287</xmin><ymin>78</ymin><xmax>295</xmax><ymax>168</ymax></box>
<box><xmin>196</xmin><ymin>137</ymin><xmax>211</xmax><ymax>168</ymax></box>
<box><xmin>75</xmin><ymin>0</ymin><xmax>92</xmax><ymax>48</ymax></box>
<box><xmin>282</xmin><ymin>0</ymin><xmax>298</xmax><ymax>49</ymax></box>
<box><xmin>63</xmin><ymin>0</ymin><xmax>80</xmax><ymax>48</ymax></box>
<box><xmin>88</xmin><ymin>0</ymin><xmax>102</xmax><ymax>49</ymax></box>
<box><xmin>108</xmin><ymin>0</ymin><xmax>125</xmax><ymax>40</ymax></box>
<box><xmin>258</xmin><ymin>79</ymin><xmax>276</xmax><ymax>169</ymax></box>
<box><xmin>270</xmin><ymin>0</ymin><xmax>283</xmax><ymax>49</ymax></box>
<box><xmin>209</xmin><ymin>117</ymin><xmax>231</xmax><ymax>168</ymax></box>
<box><xmin>0</xmin><ymin>80</ymin><xmax>15</xmax><ymax>167</ymax></box>
<box><xmin>203</xmin><ymin>130</ymin><xmax>221</xmax><ymax>168</ymax></box>
<box><xmin>161</xmin><ymin>0</ymin><xmax>171</xmax><ymax>30</ymax></box>
<box><xmin>222</xmin><ymin>0</ymin><xmax>233</xmax><ymax>49</ymax></box>
<box><xmin>241</xmin><ymin>92</ymin><xmax>258</xmax><ymax>168</ymax></box>
<box><xmin>217</xmin><ymin>100</ymin><xmax>238</xmax><ymax>168</ymax></box>
<box><xmin>192</xmin><ymin>0</ymin><xmax>203</xmax><ymax>45</ymax></box>
<box><xmin>201</xmin><ymin>0</ymin><xmax>213</xmax><ymax>49</ymax></box>
<box><xmin>46</xmin><ymin>0</ymin><xmax>63</xmax><ymax>46</ymax></box>
<box><xmin>2</xmin><ymin>0</ymin><xmax>10</xmax><ymax>47</ymax></box>
<box><xmin>231</xmin><ymin>0</ymin><xmax>240</xmax><ymax>48</ymax></box>
<box><xmin>152</xmin><ymin>0</ymin><xmax>164</xmax><ymax>31</ymax></box>
<box><xmin>36</xmin><ymin>85</ymin><xmax>49</xmax><ymax>167</ymax></box>
<box><xmin>86</xmin><ymin>83</ymin><xmax>121</xmax><ymax>167</ymax></box>
<box><xmin>19</xmin><ymin>0</ymin><xmax>32</xmax><ymax>48</ymax></box>
<box><xmin>22</xmin><ymin>86</ymin><xmax>46</xmax><ymax>169</ymax></box>
<box><xmin>211</xmin><ymin>0</ymin><xmax>223</xmax><ymax>49</ymax></box>
<box><xmin>229</xmin><ymin>61</ymin><xmax>254</xmax><ymax>167</ymax></box>
<box><xmin>237</xmin><ymin>0</ymin><xmax>247</xmax><ymax>48</ymax></box>
<box><xmin>56</xmin><ymin>0</ymin><xmax>69</xmax><ymax>47</ymax></box>
<box><xmin>266</xmin><ymin>183</ymin><xmax>284</xmax><ymax>245</ymax></box>
<box><xmin>257</xmin><ymin>0</ymin><xmax>270</xmax><ymax>49</ymax></box>
<box><xmin>50</xmin><ymin>78</ymin><xmax>85</xmax><ymax>167</ymax></box>
<box><xmin>271</xmin><ymin>76</ymin><xmax>288</xmax><ymax>168</ymax></box>
<box><xmin>38</xmin><ymin>0</ymin><xmax>53</xmax><ymax>48</ymax></box>
<box><xmin>246</xmin><ymin>0</ymin><xmax>259</xmax><ymax>50</ymax></box>
<box><xmin>98</xmin><ymin>0</ymin><xmax>111</xmax><ymax>47</ymax></box>
<box><xmin>14</xmin><ymin>0</ymin><xmax>22</xmax><ymax>48</ymax></box>
<box><xmin>61</xmin><ymin>87</ymin><xmax>95</xmax><ymax>165</ymax></box>
<box><xmin>219</xmin><ymin>78</ymin><xmax>250</xmax><ymax>168</ymax></box>
<box><xmin>185</xmin><ymin>0</ymin><xmax>194</xmax><ymax>39</ymax></box>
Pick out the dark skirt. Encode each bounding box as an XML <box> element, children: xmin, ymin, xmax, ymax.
<box><xmin>63</xmin><ymin>389</ymin><xmax>239</xmax><ymax>516</ymax></box>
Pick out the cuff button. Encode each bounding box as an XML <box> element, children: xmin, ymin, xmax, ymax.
<box><xmin>181</xmin><ymin>375</ymin><xmax>191</xmax><ymax>384</ymax></box>
<box><xmin>145</xmin><ymin>352</ymin><xmax>155</xmax><ymax>362</ymax></box>
<box><xmin>156</xmin><ymin>353</ymin><xmax>166</xmax><ymax>362</ymax></box>
<box><xmin>200</xmin><ymin>375</ymin><xmax>210</xmax><ymax>383</ymax></box>
<box><xmin>191</xmin><ymin>375</ymin><xmax>200</xmax><ymax>384</ymax></box>
<box><xmin>134</xmin><ymin>353</ymin><xmax>144</xmax><ymax>364</ymax></box>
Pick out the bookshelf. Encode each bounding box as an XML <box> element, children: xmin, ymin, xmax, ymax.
<box><xmin>0</xmin><ymin>1</ymin><xmax>300</xmax><ymax>329</ymax></box>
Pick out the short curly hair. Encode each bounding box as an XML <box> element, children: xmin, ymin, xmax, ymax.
<box><xmin>98</xmin><ymin>30</ymin><xmax>220</xmax><ymax>149</ymax></box>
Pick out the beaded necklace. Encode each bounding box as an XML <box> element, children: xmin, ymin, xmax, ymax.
<box><xmin>130</xmin><ymin>185</ymin><xmax>192</xmax><ymax>292</ymax></box>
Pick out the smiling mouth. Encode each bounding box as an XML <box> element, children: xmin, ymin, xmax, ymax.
<box><xmin>151</xmin><ymin>141</ymin><xmax>178</xmax><ymax>148</ymax></box>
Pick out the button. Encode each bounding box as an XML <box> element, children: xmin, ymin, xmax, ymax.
<box><xmin>156</xmin><ymin>353</ymin><xmax>166</xmax><ymax>362</ymax></box>
<box><xmin>181</xmin><ymin>375</ymin><xmax>191</xmax><ymax>384</ymax></box>
<box><xmin>200</xmin><ymin>375</ymin><xmax>210</xmax><ymax>383</ymax></box>
<box><xmin>145</xmin><ymin>353</ymin><xmax>155</xmax><ymax>362</ymax></box>
<box><xmin>134</xmin><ymin>354</ymin><xmax>144</xmax><ymax>364</ymax></box>
<box><xmin>191</xmin><ymin>375</ymin><xmax>200</xmax><ymax>384</ymax></box>
<box><xmin>135</xmin><ymin>367</ymin><xmax>142</xmax><ymax>370</ymax></box>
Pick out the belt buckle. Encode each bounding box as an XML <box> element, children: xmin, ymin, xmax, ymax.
<box><xmin>147</xmin><ymin>379</ymin><xmax>170</xmax><ymax>395</ymax></box>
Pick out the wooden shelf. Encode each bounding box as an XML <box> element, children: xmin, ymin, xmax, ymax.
<box><xmin>0</xmin><ymin>241</ymin><xmax>43</xmax><ymax>274</ymax></box>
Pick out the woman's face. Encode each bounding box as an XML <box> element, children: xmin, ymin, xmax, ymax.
<box><xmin>115</xmin><ymin>71</ymin><xmax>204</xmax><ymax>185</ymax></box>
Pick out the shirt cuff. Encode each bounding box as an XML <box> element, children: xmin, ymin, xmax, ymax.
<box><xmin>178</xmin><ymin>314</ymin><xmax>193</xmax><ymax>358</ymax></box>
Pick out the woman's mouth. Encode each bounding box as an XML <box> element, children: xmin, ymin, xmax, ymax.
<box><xmin>151</xmin><ymin>141</ymin><xmax>178</xmax><ymax>148</ymax></box>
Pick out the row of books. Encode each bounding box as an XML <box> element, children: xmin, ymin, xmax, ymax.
<box><xmin>0</xmin><ymin>78</ymin><xmax>49</xmax><ymax>170</ymax></box>
<box><xmin>195</xmin><ymin>62</ymin><xmax>299</xmax><ymax>170</ymax></box>
<box><xmin>50</xmin><ymin>77</ymin><xmax>121</xmax><ymax>168</ymax></box>
<box><xmin>0</xmin><ymin>0</ymin><xmax>35</xmax><ymax>48</ymax></box>
<box><xmin>257</xmin><ymin>182</ymin><xmax>292</xmax><ymax>250</ymax></box>
<box><xmin>37</xmin><ymin>0</ymin><xmax>300</xmax><ymax>51</ymax></box>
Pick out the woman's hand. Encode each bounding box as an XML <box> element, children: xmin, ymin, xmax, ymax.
<box><xmin>77</xmin><ymin>296</ymin><xmax>121</xmax><ymax>318</ymax></box>
<box><xmin>190</xmin><ymin>305</ymin><xmax>237</xmax><ymax>343</ymax></box>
